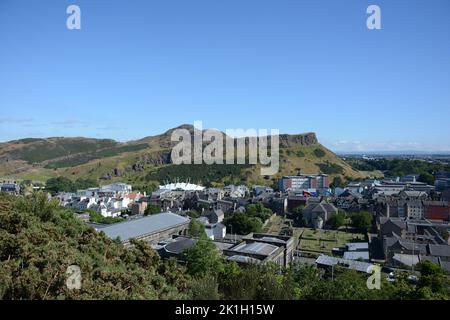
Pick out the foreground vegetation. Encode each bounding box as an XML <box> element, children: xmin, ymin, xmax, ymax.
<box><xmin>0</xmin><ymin>193</ymin><xmax>449</xmax><ymax>300</ymax></box>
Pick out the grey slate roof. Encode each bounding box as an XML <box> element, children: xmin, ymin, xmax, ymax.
<box><xmin>315</xmin><ymin>254</ymin><xmax>374</xmax><ymax>273</ymax></box>
<box><xmin>233</xmin><ymin>242</ymin><xmax>279</xmax><ymax>256</ymax></box>
<box><xmin>343</xmin><ymin>251</ymin><xmax>370</xmax><ymax>261</ymax></box>
<box><xmin>346</xmin><ymin>242</ymin><xmax>369</xmax><ymax>251</ymax></box>
<box><xmin>164</xmin><ymin>237</ymin><xmax>195</xmax><ymax>254</ymax></box>
<box><xmin>428</xmin><ymin>244</ymin><xmax>450</xmax><ymax>257</ymax></box>
<box><xmin>101</xmin><ymin>212</ymin><xmax>189</xmax><ymax>242</ymax></box>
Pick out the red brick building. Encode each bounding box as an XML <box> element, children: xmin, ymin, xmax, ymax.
<box><xmin>424</xmin><ymin>201</ymin><xmax>450</xmax><ymax>221</ymax></box>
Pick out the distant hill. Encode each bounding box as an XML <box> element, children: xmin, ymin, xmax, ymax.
<box><xmin>0</xmin><ymin>125</ymin><xmax>365</xmax><ymax>186</ymax></box>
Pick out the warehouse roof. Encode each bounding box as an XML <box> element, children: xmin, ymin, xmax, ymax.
<box><xmin>316</xmin><ymin>254</ymin><xmax>374</xmax><ymax>273</ymax></box>
<box><xmin>101</xmin><ymin>212</ymin><xmax>189</xmax><ymax>242</ymax></box>
<box><xmin>233</xmin><ymin>242</ymin><xmax>279</xmax><ymax>256</ymax></box>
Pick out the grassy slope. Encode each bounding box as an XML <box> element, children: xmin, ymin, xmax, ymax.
<box><xmin>0</xmin><ymin>131</ymin><xmax>372</xmax><ymax>185</ymax></box>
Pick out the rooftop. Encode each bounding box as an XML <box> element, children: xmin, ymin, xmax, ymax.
<box><xmin>100</xmin><ymin>212</ymin><xmax>189</xmax><ymax>242</ymax></box>
<box><xmin>346</xmin><ymin>242</ymin><xmax>369</xmax><ymax>251</ymax></box>
<box><xmin>316</xmin><ymin>254</ymin><xmax>374</xmax><ymax>273</ymax></box>
<box><xmin>233</xmin><ymin>242</ymin><xmax>279</xmax><ymax>256</ymax></box>
<box><xmin>343</xmin><ymin>251</ymin><xmax>370</xmax><ymax>261</ymax></box>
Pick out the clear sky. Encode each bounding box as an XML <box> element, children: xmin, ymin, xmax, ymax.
<box><xmin>0</xmin><ymin>0</ymin><xmax>449</xmax><ymax>152</ymax></box>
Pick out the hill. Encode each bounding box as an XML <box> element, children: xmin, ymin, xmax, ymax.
<box><xmin>0</xmin><ymin>125</ymin><xmax>365</xmax><ymax>186</ymax></box>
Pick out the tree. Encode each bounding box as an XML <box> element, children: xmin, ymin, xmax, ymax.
<box><xmin>190</xmin><ymin>274</ymin><xmax>220</xmax><ymax>300</ymax></box>
<box><xmin>46</xmin><ymin>177</ymin><xmax>97</xmax><ymax>195</ymax></box>
<box><xmin>182</xmin><ymin>235</ymin><xmax>224</xmax><ymax>277</ymax></box>
<box><xmin>87</xmin><ymin>209</ymin><xmax>123</xmax><ymax>224</ymax></box>
<box><xmin>223</xmin><ymin>213</ymin><xmax>262</xmax><ymax>235</ymax></box>
<box><xmin>46</xmin><ymin>177</ymin><xmax>76</xmax><ymax>194</ymax></box>
<box><xmin>350</xmin><ymin>211</ymin><xmax>373</xmax><ymax>231</ymax></box>
<box><xmin>187</xmin><ymin>219</ymin><xmax>206</xmax><ymax>238</ymax></box>
<box><xmin>327</xmin><ymin>212</ymin><xmax>346</xmax><ymax>229</ymax></box>
<box><xmin>291</xmin><ymin>206</ymin><xmax>305</xmax><ymax>227</ymax></box>
<box><xmin>313</xmin><ymin>148</ymin><xmax>326</xmax><ymax>158</ymax></box>
<box><xmin>144</xmin><ymin>204</ymin><xmax>161</xmax><ymax>215</ymax></box>
<box><xmin>418</xmin><ymin>172</ymin><xmax>434</xmax><ymax>186</ymax></box>
<box><xmin>416</xmin><ymin>261</ymin><xmax>449</xmax><ymax>296</ymax></box>
<box><xmin>440</xmin><ymin>229</ymin><xmax>449</xmax><ymax>241</ymax></box>
<box><xmin>74</xmin><ymin>178</ymin><xmax>97</xmax><ymax>190</ymax></box>
<box><xmin>245</xmin><ymin>203</ymin><xmax>272</xmax><ymax>222</ymax></box>
<box><xmin>331</xmin><ymin>176</ymin><xmax>344</xmax><ymax>188</ymax></box>
<box><xmin>0</xmin><ymin>192</ymin><xmax>189</xmax><ymax>300</ymax></box>
<box><xmin>186</xmin><ymin>209</ymin><xmax>200</xmax><ymax>219</ymax></box>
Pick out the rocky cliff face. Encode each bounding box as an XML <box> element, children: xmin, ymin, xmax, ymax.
<box><xmin>279</xmin><ymin>133</ymin><xmax>318</xmax><ymax>148</ymax></box>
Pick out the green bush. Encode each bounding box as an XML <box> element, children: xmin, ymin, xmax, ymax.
<box><xmin>313</xmin><ymin>148</ymin><xmax>326</xmax><ymax>158</ymax></box>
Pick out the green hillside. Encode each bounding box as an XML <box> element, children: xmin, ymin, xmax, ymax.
<box><xmin>0</xmin><ymin>125</ymin><xmax>368</xmax><ymax>186</ymax></box>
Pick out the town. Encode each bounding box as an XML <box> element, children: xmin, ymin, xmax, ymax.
<box><xmin>2</xmin><ymin>168</ymin><xmax>449</xmax><ymax>280</ymax></box>
<box><xmin>1</xmin><ymin>0</ymin><xmax>449</xmax><ymax>307</ymax></box>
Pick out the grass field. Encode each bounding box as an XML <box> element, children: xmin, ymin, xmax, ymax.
<box><xmin>299</xmin><ymin>228</ymin><xmax>365</xmax><ymax>256</ymax></box>
<box><xmin>262</xmin><ymin>217</ymin><xmax>365</xmax><ymax>257</ymax></box>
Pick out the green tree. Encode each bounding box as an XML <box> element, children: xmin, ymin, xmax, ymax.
<box><xmin>313</xmin><ymin>148</ymin><xmax>326</xmax><ymax>158</ymax></box>
<box><xmin>190</xmin><ymin>274</ymin><xmax>220</xmax><ymax>300</ymax></box>
<box><xmin>416</xmin><ymin>260</ymin><xmax>449</xmax><ymax>296</ymax></box>
<box><xmin>327</xmin><ymin>212</ymin><xmax>346</xmax><ymax>229</ymax></box>
<box><xmin>418</xmin><ymin>172</ymin><xmax>434</xmax><ymax>186</ymax></box>
<box><xmin>144</xmin><ymin>204</ymin><xmax>162</xmax><ymax>215</ymax></box>
<box><xmin>245</xmin><ymin>203</ymin><xmax>272</xmax><ymax>222</ymax></box>
<box><xmin>223</xmin><ymin>213</ymin><xmax>263</xmax><ymax>235</ymax></box>
<box><xmin>87</xmin><ymin>209</ymin><xmax>124</xmax><ymax>224</ymax></box>
<box><xmin>291</xmin><ymin>206</ymin><xmax>305</xmax><ymax>227</ymax></box>
<box><xmin>350</xmin><ymin>211</ymin><xmax>373</xmax><ymax>231</ymax></box>
<box><xmin>187</xmin><ymin>219</ymin><xmax>206</xmax><ymax>238</ymax></box>
<box><xmin>0</xmin><ymin>192</ymin><xmax>189</xmax><ymax>300</ymax></box>
<box><xmin>182</xmin><ymin>235</ymin><xmax>224</xmax><ymax>277</ymax></box>
<box><xmin>74</xmin><ymin>178</ymin><xmax>97</xmax><ymax>190</ymax></box>
<box><xmin>186</xmin><ymin>209</ymin><xmax>200</xmax><ymax>219</ymax></box>
<box><xmin>46</xmin><ymin>177</ymin><xmax>76</xmax><ymax>194</ymax></box>
<box><xmin>331</xmin><ymin>176</ymin><xmax>344</xmax><ymax>188</ymax></box>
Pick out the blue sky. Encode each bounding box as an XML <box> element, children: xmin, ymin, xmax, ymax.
<box><xmin>0</xmin><ymin>0</ymin><xmax>449</xmax><ymax>152</ymax></box>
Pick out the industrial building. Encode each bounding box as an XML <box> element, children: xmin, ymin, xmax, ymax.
<box><xmin>100</xmin><ymin>212</ymin><xmax>190</xmax><ymax>245</ymax></box>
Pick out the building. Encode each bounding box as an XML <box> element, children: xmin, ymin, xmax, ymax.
<box><xmin>287</xmin><ymin>193</ymin><xmax>309</xmax><ymax>212</ymax></box>
<box><xmin>100</xmin><ymin>212</ymin><xmax>190</xmax><ymax>245</ymax></box>
<box><xmin>384</xmin><ymin>199</ymin><xmax>425</xmax><ymax>219</ymax></box>
<box><xmin>302</xmin><ymin>201</ymin><xmax>338</xmax><ymax>228</ymax></box>
<box><xmin>131</xmin><ymin>202</ymin><xmax>148</xmax><ymax>215</ymax></box>
<box><xmin>0</xmin><ymin>181</ymin><xmax>20</xmax><ymax>194</ymax></box>
<box><xmin>315</xmin><ymin>254</ymin><xmax>375</xmax><ymax>274</ymax></box>
<box><xmin>223</xmin><ymin>234</ymin><xmax>295</xmax><ymax>267</ymax></box>
<box><xmin>405</xmin><ymin>200</ymin><xmax>425</xmax><ymax>219</ymax></box>
<box><xmin>435</xmin><ymin>171</ymin><xmax>450</xmax><ymax>192</ymax></box>
<box><xmin>157</xmin><ymin>236</ymin><xmax>234</xmax><ymax>260</ymax></box>
<box><xmin>158</xmin><ymin>182</ymin><xmax>205</xmax><ymax>192</ymax></box>
<box><xmin>279</xmin><ymin>174</ymin><xmax>329</xmax><ymax>192</ymax></box>
<box><xmin>100</xmin><ymin>183</ymin><xmax>132</xmax><ymax>195</ymax></box>
<box><xmin>197</xmin><ymin>214</ymin><xmax>227</xmax><ymax>241</ymax></box>
<box><xmin>371</xmin><ymin>181</ymin><xmax>434</xmax><ymax>199</ymax></box>
<box><xmin>343</xmin><ymin>242</ymin><xmax>370</xmax><ymax>261</ymax></box>
<box><xmin>224</xmin><ymin>185</ymin><xmax>249</xmax><ymax>198</ymax></box>
<box><xmin>400</xmin><ymin>174</ymin><xmax>420</xmax><ymax>183</ymax></box>
<box><xmin>398</xmin><ymin>190</ymin><xmax>428</xmax><ymax>201</ymax></box>
<box><xmin>424</xmin><ymin>201</ymin><xmax>450</xmax><ymax>221</ymax></box>
<box><xmin>206</xmin><ymin>209</ymin><xmax>225</xmax><ymax>224</ymax></box>
<box><xmin>252</xmin><ymin>185</ymin><xmax>274</xmax><ymax>196</ymax></box>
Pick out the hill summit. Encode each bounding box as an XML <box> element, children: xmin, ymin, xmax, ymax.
<box><xmin>0</xmin><ymin>125</ymin><xmax>362</xmax><ymax>184</ymax></box>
